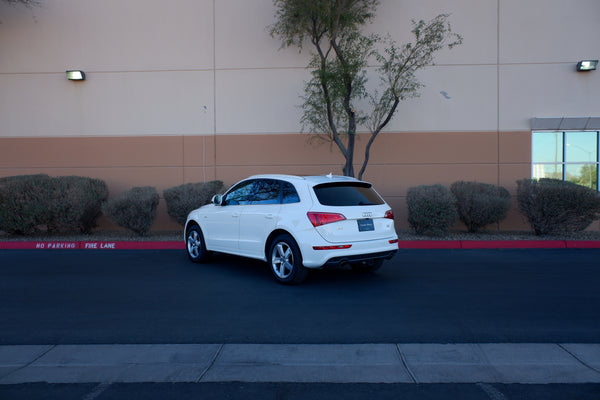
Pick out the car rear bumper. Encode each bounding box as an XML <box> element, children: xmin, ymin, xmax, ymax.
<box><xmin>321</xmin><ymin>249</ymin><xmax>397</xmax><ymax>268</ymax></box>
<box><xmin>298</xmin><ymin>235</ymin><xmax>399</xmax><ymax>268</ymax></box>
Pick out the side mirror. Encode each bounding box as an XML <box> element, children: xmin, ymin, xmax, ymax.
<box><xmin>212</xmin><ymin>194</ymin><xmax>223</xmax><ymax>206</ymax></box>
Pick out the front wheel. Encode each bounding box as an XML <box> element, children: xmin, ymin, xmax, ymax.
<box><xmin>186</xmin><ymin>225</ymin><xmax>210</xmax><ymax>263</ymax></box>
<box><xmin>268</xmin><ymin>234</ymin><xmax>308</xmax><ymax>285</ymax></box>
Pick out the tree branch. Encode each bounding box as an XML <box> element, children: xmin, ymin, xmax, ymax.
<box><xmin>358</xmin><ymin>96</ymin><xmax>399</xmax><ymax>179</ymax></box>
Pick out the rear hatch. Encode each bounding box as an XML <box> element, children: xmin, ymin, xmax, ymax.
<box><xmin>309</xmin><ymin>182</ymin><xmax>396</xmax><ymax>243</ymax></box>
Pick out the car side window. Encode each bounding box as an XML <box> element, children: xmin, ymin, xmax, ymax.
<box><xmin>252</xmin><ymin>179</ymin><xmax>280</xmax><ymax>205</ymax></box>
<box><xmin>223</xmin><ymin>180</ymin><xmax>255</xmax><ymax>206</ymax></box>
<box><xmin>223</xmin><ymin>179</ymin><xmax>300</xmax><ymax>205</ymax></box>
<box><xmin>281</xmin><ymin>181</ymin><xmax>300</xmax><ymax>204</ymax></box>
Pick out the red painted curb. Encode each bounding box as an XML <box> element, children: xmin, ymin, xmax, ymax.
<box><xmin>565</xmin><ymin>241</ymin><xmax>600</xmax><ymax>249</ymax></box>
<box><xmin>397</xmin><ymin>240</ymin><xmax>461</xmax><ymax>249</ymax></box>
<box><xmin>460</xmin><ymin>240</ymin><xmax>566</xmax><ymax>249</ymax></box>
<box><xmin>1</xmin><ymin>240</ymin><xmax>600</xmax><ymax>250</ymax></box>
<box><xmin>397</xmin><ymin>240</ymin><xmax>600</xmax><ymax>249</ymax></box>
<box><xmin>80</xmin><ymin>241</ymin><xmax>186</xmax><ymax>250</ymax></box>
<box><xmin>0</xmin><ymin>241</ymin><xmax>79</xmax><ymax>250</ymax></box>
<box><xmin>0</xmin><ymin>241</ymin><xmax>186</xmax><ymax>250</ymax></box>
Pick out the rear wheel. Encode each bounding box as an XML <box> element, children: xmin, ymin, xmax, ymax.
<box><xmin>350</xmin><ymin>258</ymin><xmax>384</xmax><ymax>273</ymax></box>
<box><xmin>269</xmin><ymin>234</ymin><xmax>308</xmax><ymax>285</ymax></box>
<box><xmin>186</xmin><ymin>225</ymin><xmax>210</xmax><ymax>263</ymax></box>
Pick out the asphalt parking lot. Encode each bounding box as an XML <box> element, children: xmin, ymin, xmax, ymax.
<box><xmin>1</xmin><ymin>248</ymin><xmax>599</xmax><ymax>344</ymax></box>
<box><xmin>1</xmin><ymin>248</ymin><xmax>599</xmax><ymax>398</ymax></box>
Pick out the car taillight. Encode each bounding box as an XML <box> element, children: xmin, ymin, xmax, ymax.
<box><xmin>384</xmin><ymin>209</ymin><xmax>394</xmax><ymax>220</ymax></box>
<box><xmin>313</xmin><ymin>245</ymin><xmax>352</xmax><ymax>250</ymax></box>
<box><xmin>307</xmin><ymin>212</ymin><xmax>346</xmax><ymax>227</ymax></box>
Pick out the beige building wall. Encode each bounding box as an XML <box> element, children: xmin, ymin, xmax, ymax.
<box><xmin>0</xmin><ymin>131</ymin><xmax>533</xmax><ymax>231</ymax></box>
<box><xmin>1</xmin><ymin>0</ymin><xmax>599</xmax><ymax>231</ymax></box>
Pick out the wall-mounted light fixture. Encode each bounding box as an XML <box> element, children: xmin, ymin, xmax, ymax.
<box><xmin>66</xmin><ymin>70</ymin><xmax>86</xmax><ymax>81</ymax></box>
<box><xmin>576</xmin><ymin>60</ymin><xmax>598</xmax><ymax>72</ymax></box>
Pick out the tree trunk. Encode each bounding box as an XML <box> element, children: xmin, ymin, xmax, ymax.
<box><xmin>343</xmin><ymin>119</ymin><xmax>356</xmax><ymax>177</ymax></box>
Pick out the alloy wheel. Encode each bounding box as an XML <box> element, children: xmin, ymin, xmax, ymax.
<box><xmin>271</xmin><ymin>241</ymin><xmax>294</xmax><ymax>279</ymax></box>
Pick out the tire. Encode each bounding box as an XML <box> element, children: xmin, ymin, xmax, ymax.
<box><xmin>350</xmin><ymin>258</ymin><xmax>384</xmax><ymax>273</ymax></box>
<box><xmin>186</xmin><ymin>225</ymin><xmax>210</xmax><ymax>263</ymax></box>
<box><xmin>268</xmin><ymin>234</ymin><xmax>308</xmax><ymax>285</ymax></box>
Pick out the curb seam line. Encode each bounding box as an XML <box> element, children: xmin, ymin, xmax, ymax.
<box><xmin>197</xmin><ymin>343</ymin><xmax>224</xmax><ymax>382</ymax></box>
<box><xmin>395</xmin><ymin>344</ymin><xmax>418</xmax><ymax>384</ymax></box>
<box><xmin>0</xmin><ymin>344</ymin><xmax>56</xmax><ymax>381</ymax></box>
<box><xmin>557</xmin><ymin>343</ymin><xmax>600</xmax><ymax>375</ymax></box>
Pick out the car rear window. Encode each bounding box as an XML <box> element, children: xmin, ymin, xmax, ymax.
<box><xmin>313</xmin><ymin>182</ymin><xmax>384</xmax><ymax>206</ymax></box>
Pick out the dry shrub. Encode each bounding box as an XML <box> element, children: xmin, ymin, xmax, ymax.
<box><xmin>407</xmin><ymin>184</ymin><xmax>458</xmax><ymax>236</ymax></box>
<box><xmin>517</xmin><ymin>178</ymin><xmax>600</xmax><ymax>235</ymax></box>
<box><xmin>163</xmin><ymin>180</ymin><xmax>224</xmax><ymax>226</ymax></box>
<box><xmin>0</xmin><ymin>174</ymin><xmax>108</xmax><ymax>235</ymax></box>
<box><xmin>103</xmin><ymin>186</ymin><xmax>159</xmax><ymax>236</ymax></box>
<box><xmin>451</xmin><ymin>181</ymin><xmax>511</xmax><ymax>232</ymax></box>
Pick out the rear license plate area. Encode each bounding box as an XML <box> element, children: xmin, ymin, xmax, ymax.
<box><xmin>357</xmin><ymin>219</ymin><xmax>375</xmax><ymax>232</ymax></box>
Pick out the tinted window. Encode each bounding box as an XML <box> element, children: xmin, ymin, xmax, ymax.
<box><xmin>224</xmin><ymin>179</ymin><xmax>301</xmax><ymax>205</ymax></box>
<box><xmin>223</xmin><ymin>180</ymin><xmax>255</xmax><ymax>205</ymax></box>
<box><xmin>252</xmin><ymin>179</ymin><xmax>280</xmax><ymax>205</ymax></box>
<box><xmin>281</xmin><ymin>181</ymin><xmax>300</xmax><ymax>204</ymax></box>
<box><xmin>313</xmin><ymin>182</ymin><xmax>384</xmax><ymax>206</ymax></box>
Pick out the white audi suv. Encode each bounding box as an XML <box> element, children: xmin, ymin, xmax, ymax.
<box><xmin>185</xmin><ymin>174</ymin><xmax>398</xmax><ymax>284</ymax></box>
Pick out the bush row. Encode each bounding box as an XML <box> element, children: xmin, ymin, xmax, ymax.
<box><xmin>2</xmin><ymin>175</ymin><xmax>599</xmax><ymax>237</ymax></box>
<box><xmin>0</xmin><ymin>175</ymin><xmax>224</xmax><ymax>236</ymax></box>
<box><xmin>407</xmin><ymin>179</ymin><xmax>600</xmax><ymax>236</ymax></box>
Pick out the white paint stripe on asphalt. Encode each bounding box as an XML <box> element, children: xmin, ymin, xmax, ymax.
<box><xmin>81</xmin><ymin>382</ymin><xmax>111</xmax><ymax>400</ymax></box>
<box><xmin>477</xmin><ymin>383</ymin><xmax>507</xmax><ymax>400</ymax></box>
<box><xmin>0</xmin><ymin>343</ymin><xmax>599</xmax><ymax>384</ymax></box>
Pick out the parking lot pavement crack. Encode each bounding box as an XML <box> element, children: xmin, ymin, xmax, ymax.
<box><xmin>0</xmin><ymin>344</ymin><xmax>56</xmax><ymax>381</ymax></box>
<box><xmin>395</xmin><ymin>344</ymin><xmax>418</xmax><ymax>384</ymax></box>
<box><xmin>197</xmin><ymin>343</ymin><xmax>224</xmax><ymax>383</ymax></box>
<box><xmin>557</xmin><ymin>343</ymin><xmax>600</xmax><ymax>375</ymax></box>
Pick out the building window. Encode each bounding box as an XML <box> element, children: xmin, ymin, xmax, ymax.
<box><xmin>532</xmin><ymin>131</ymin><xmax>599</xmax><ymax>191</ymax></box>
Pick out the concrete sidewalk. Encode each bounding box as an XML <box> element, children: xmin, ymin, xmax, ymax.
<box><xmin>1</xmin><ymin>343</ymin><xmax>599</xmax><ymax>384</ymax></box>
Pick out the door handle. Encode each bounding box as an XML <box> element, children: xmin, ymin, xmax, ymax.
<box><xmin>232</xmin><ymin>212</ymin><xmax>240</xmax><ymax>218</ymax></box>
<box><xmin>266</xmin><ymin>214</ymin><xmax>274</xmax><ymax>219</ymax></box>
